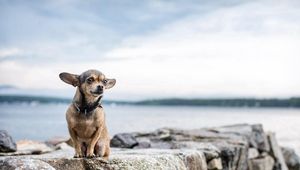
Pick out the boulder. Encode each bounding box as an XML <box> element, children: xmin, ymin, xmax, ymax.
<box><xmin>248</xmin><ymin>155</ymin><xmax>274</xmax><ymax>170</ymax></box>
<box><xmin>0</xmin><ymin>130</ymin><xmax>16</xmax><ymax>153</ymax></box>
<box><xmin>207</xmin><ymin>158</ymin><xmax>222</xmax><ymax>170</ymax></box>
<box><xmin>0</xmin><ymin>124</ymin><xmax>292</xmax><ymax>170</ymax></box>
<box><xmin>0</xmin><ymin>140</ymin><xmax>55</xmax><ymax>156</ymax></box>
<box><xmin>210</xmin><ymin>124</ymin><xmax>270</xmax><ymax>152</ymax></box>
<box><xmin>110</xmin><ymin>133</ymin><xmax>138</xmax><ymax>148</ymax></box>
<box><xmin>45</xmin><ymin>149</ymin><xmax>208</xmax><ymax>170</ymax></box>
<box><xmin>281</xmin><ymin>147</ymin><xmax>300</xmax><ymax>170</ymax></box>
<box><xmin>133</xmin><ymin>141</ymin><xmax>151</xmax><ymax>149</ymax></box>
<box><xmin>248</xmin><ymin>148</ymin><xmax>259</xmax><ymax>159</ymax></box>
<box><xmin>0</xmin><ymin>158</ymin><xmax>55</xmax><ymax>170</ymax></box>
<box><xmin>267</xmin><ymin>132</ymin><xmax>288</xmax><ymax>170</ymax></box>
<box><xmin>45</xmin><ymin>136</ymin><xmax>70</xmax><ymax>146</ymax></box>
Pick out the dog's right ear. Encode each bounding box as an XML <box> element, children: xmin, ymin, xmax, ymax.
<box><xmin>59</xmin><ymin>72</ymin><xmax>80</xmax><ymax>87</ymax></box>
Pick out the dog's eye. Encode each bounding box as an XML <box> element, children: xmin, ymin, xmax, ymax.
<box><xmin>87</xmin><ymin>78</ymin><xmax>94</xmax><ymax>84</ymax></box>
<box><xmin>103</xmin><ymin>80</ymin><xmax>108</xmax><ymax>84</ymax></box>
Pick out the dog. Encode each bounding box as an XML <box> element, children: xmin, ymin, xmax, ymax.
<box><xmin>59</xmin><ymin>69</ymin><xmax>116</xmax><ymax>160</ymax></box>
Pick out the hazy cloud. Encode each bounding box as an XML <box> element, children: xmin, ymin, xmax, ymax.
<box><xmin>0</xmin><ymin>0</ymin><xmax>299</xmax><ymax>99</ymax></box>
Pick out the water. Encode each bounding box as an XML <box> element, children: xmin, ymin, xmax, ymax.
<box><xmin>0</xmin><ymin>103</ymin><xmax>300</xmax><ymax>154</ymax></box>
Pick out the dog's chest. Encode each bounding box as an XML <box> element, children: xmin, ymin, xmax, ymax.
<box><xmin>74</xmin><ymin>116</ymin><xmax>100</xmax><ymax>139</ymax></box>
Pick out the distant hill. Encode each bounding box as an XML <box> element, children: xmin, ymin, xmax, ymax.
<box><xmin>0</xmin><ymin>95</ymin><xmax>128</xmax><ymax>105</ymax></box>
<box><xmin>135</xmin><ymin>98</ymin><xmax>300</xmax><ymax>108</ymax></box>
<box><xmin>0</xmin><ymin>95</ymin><xmax>299</xmax><ymax>108</ymax></box>
<box><xmin>0</xmin><ymin>95</ymin><xmax>71</xmax><ymax>104</ymax></box>
<box><xmin>0</xmin><ymin>85</ymin><xmax>17</xmax><ymax>89</ymax></box>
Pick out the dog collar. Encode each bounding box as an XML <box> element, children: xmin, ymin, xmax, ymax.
<box><xmin>73</xmin><ymin>98</ymin><xmax>102</xmax><ymax>116</ymax></box>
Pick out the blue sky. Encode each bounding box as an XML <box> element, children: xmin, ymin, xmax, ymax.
<box><xmin>0</xmin><ymin>0</ymin><xmax>300</xmax><ymax>100</ymax></box>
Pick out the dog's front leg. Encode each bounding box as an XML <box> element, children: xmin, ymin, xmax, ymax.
<box><xmin>87</xmin><ymin>127</ymin><xmax>102</xmax><ymax>158</ymax></box>
<box><xmin>68</xmin><ymin>127</ymin><xmax>83</xmax><ymax>158</ymax></box>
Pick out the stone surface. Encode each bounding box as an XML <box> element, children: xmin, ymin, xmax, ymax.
<box><xmin>132</xmin><ymin>127</ymin><xmax>249</xmax><ymax>170</ymax></box>
<box><xmin>110</xmin><ymin>133</ymin><xmax>138</xmax><ymax>148</ymax></box>
<box><xmin>0</xmin><ymin>140</ymin><xmax>55</xmax><ymax>156</ymax></box>
<box><xmin>0</xmin><ymin>130</ymin><xmax>17</xmax><ymax>153</ymax></box>
<box><xmin>248</xmin><ymin>148</ymin><xmax>259</xmax><ymax>159</ymax></box>
<box><xmin>210</xmin><ymin>124</ymin><xmax>270</xmax><ymax>152</ymax></box>
<box><xmin>0</xmin><ymin>124</ymin><xmax>292</xmax><ymax>170</ymax></box>
<box><xmin>0</xmin><ymin>158</ymin><xmax>55</xmax><ymax>170</ymax></box>
<box><xmin>1</xmin><ymin>148</ymin><xmax>208</xmax><ymax>170</ymax></box>
<box><xmin>281</xmin><ymin>147</ymin><xmax>300</xmax><ymax>170</ymax></box>
<box><xmin>267</xmin><ymin>132</ymin><xmax>288</xmax><ymax>170</ymax></box>
<box><xmin>248</xmin><ymin>155</ymin><xmax>275</xmax><ymax>170</ymax></box>
<box><xmin>251</xmin><ymin>124</ymin><xmax>270</xmax><ymax>152</ymax></box>
<box><xmin>207</xmin><ymin>158</ymin><xmax>222</xmax><ymax>170</ymax></box>
<box><xmin>45</xmin><ymin>136</ymin><xmax>69</xmax><ymax>146</ymax></box>
<box><xmin>133</xmin><ymin>141</ymin><xmax>151</xmax><ymax>149</ymax></box>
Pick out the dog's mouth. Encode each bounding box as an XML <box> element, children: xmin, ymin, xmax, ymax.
<box><xmin>90</xmin><ymin>90</ymin><xmax>103</xmax><ymax>96</ymax></box>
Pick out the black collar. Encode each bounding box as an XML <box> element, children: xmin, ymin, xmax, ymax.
<box><xmin>73</xmin><ymin>89</ymin><xmax>103</xmax><ymax>116</ymax></box>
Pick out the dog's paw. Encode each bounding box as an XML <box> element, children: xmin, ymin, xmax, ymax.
<box><xmin>100</xmin><ymin>158</ymin><xmax>109</xmax><ymax>164</ymax></box>
<box><xmin>86</xmin><ymin>153</ymin><xmax>96</xmax><ymax>158</ymax></box>
<box><xmin>73</xmin><ymin>153</ymin><xmax>83</xmax><ymax>158</ymax></box>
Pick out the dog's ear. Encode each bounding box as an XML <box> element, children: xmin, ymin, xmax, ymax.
<box><xmin>104</xmin><ymin>78</ymin><xmax>116</xmax><ymax>89</ymax></box>
<box><xmin>59</xmin><ymin>72</ymin><xmax>80</xmax><ymax>87</ymax></box>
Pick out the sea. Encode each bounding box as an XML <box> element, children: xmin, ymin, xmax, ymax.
<box><xmin>0</xmin><ymin>103</ymin><xmax>299</xmax><ymax>154</ymax></box>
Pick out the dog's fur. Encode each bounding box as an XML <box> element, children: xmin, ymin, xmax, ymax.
<box><xmin>59</xmin><ymin>69</ymin><xmax>116</xmax><ymax>159</ymax></box>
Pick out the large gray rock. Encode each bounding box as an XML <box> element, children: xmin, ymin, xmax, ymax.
<box><xmin>0</xmin><ymin>140</ymin><xmax>55</xmax><ymax>156</ymax></box>
<box><xmin>0</xmin><ymin>130</ymin><xmax>16</xmax><ymax>153</ymax></box>
<box><xmin>110</xmin><ymin>133</ymin><xmax>138</xmax><ymax>148</ymax></box>
<box><xmin>0</xmin><ymin>124</ymin><xmax>290</xmax><ymax>170</ymax></box>
<box><xmin>28</xmin><ymin>148</ymin><xmax>208</xmax><ymax>170</ymax></box>
<box><xmin>248</xmin><ymin>155</ymin><xmax>274</xmax><ymax>170</ymax></box>
<box><xmin>132</xmin><ymin>126</ymin><xmax>250</xmax><ymax>170</ymax></box>
<box><xmin>210</xmin><ymin>124</ymin><xmax>270</xmax><ymax>152</ymax></box>
<box><xmin>0</xmin><ymin>158</ymin><xmax>55</xmax><ymax>170</ymax></box>
<box><xmin>267</xmin><ymin>132</ymin><xmax>288</xmax><ymax>170</ymax></box>
<box><xmin>207</xmin><ymin>158</ymin><xmax>222</xmax><ymax>170</ymax></box>
<box><xmin>281</xmin><ymin>147</ymin><xmax>300</xmax><ymax>170</ymax></box>
<box><xmin>248</xmin><ymin>148</ymin><xmax>259</xmax><ymax>159</ymax></box>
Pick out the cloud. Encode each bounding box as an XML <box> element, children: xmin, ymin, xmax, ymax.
<box><xmin>101</xmin><ymin>0</ymin><xmax>300</xmax><ymax>98</ymax></box>
<box><xmin>0</xmin><ymin>48</ymin><xmax>22</xmax><ymax>59</ymax></box>
<box><xmin>0</xmin><ymin>0</ymin><xmax>299</xmax><ymax>99</ymax></box>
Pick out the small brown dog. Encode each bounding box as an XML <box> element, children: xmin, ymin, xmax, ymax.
<box><xmin>59</xmin><ymin>69</ymin><xmax>116</xmax><ymax>159</ymax></box>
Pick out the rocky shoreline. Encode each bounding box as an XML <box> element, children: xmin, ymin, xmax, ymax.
<box><xmin>1</xmin><ymin>124</ymin><xmax>300</xmax><ymax>170</ymax></box>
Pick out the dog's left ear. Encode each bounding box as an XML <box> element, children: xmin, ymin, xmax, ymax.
<box><xmin>59</xmin><ymin>72</ymin><xmax>80</xmax><ymax>87</ymax></box>
<box><xmin>104</xmin><ymin>78</ymin><xmax>116</xmax><ymax>89</ymax></box>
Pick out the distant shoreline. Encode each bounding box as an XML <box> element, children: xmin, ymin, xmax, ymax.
<box><xmin>1</xmin><ymin>94</ymin><xmax>300</xmax><ymax>108</ymax></box>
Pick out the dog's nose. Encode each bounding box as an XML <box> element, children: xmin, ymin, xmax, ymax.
<box><xmin>97</xmin><ymin>85</ymin><xmax>104</xmax><ymax>90</ymax></box>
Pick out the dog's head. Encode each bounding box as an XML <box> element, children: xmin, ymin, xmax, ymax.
<box><xmin>59</xmin><ymin>70</ymin><xmax>116</xmax><ymax>97</ymax></box>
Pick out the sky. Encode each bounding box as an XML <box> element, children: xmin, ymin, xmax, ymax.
<box><xmin>0</xmin><ymin>0</ymin><xmax>300</xmax><ymax>100</ymax></box>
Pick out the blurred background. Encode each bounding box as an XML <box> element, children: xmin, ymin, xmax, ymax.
<box><xmin>0</xmin><ymin>0</ymin><xmax>299</xmax><ymax>153</ymax></box>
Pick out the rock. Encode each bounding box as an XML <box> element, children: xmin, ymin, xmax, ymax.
<box><xmin>251</xmin><ymin>124</ymin><xmax>270</xmax><ymax>152</ymax></box>
<box><xmin>0</xmin><ymin>124</ymin><xmax>294</xmax><ymax>170</ymax></box>
<box><xmin>0</xmin><ymin>158</ymin><xmax>55</xmax><ymax>170</ymax></box>
<box><xmin>0</xmin><ymin>130</ymin><xmax>17</xmax><ymax>153</ymax></box>
<box><xmin>110</xmin><ymin>133</ymin><xmax>138</xmax><ymax>148</ymax></box>
<box><xmin>0</xmin><ymin>140</ymin><xmax>55</xmax><ymax>156</ymax></box>
<box><xmin>218</xmin><ymin>143</ymin><xmax>248</xmax><ymax>170</ymax></box>
<box><xmin>133</xmin><ymin>141</ymin><xmax>151</xmax><ymax>149</ymax></box>
<box><xmin>207</xmin><ymin>158</ymin><xmax>222</xmax><ymax>170</ymax></box>
<box><xmin>45</xmin><ymin>149</ymin><xmax>208</xmax><ymax>170</ymax></box>
<box><xmin>55</xmin><ymin>142</ymin><xmax>73</xmax><ymax>151</ymax></box>
<box><xmin>267</xmin><ymin>132</ymin><xmax>288</xmax><ymax>170</ymax></box>
<box><xmin>281</xmin><ymin>147</ymin><xmax>300</xmax><ymax>170</ymax></box>
<box><xmin>183</xmin><ymin>151</ymin><xmax>208</xmax><ymax>170</ymax></box>
<box><xmin>248</xmin><ymin>148</ymin><xmax>259</xmax><ymax>159</ymax></box>
<box><xmin>210</xmin><ymin>124</ymin><xmax>270</xmax><ymax>152</ymax></box>
<box><xmin>45</xmin><ymin>136</ymin><xmax>69</xmax><ymax>146</ymax></box>
<box><xmin>132</xmin><ymin>124</ymin><xmax>264</xmax><ymax>170</ymax></box>
<box><xmin>248</xmin><ymin>155</ymin><xmax>274</xmax><ymax>170</ymax></box>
